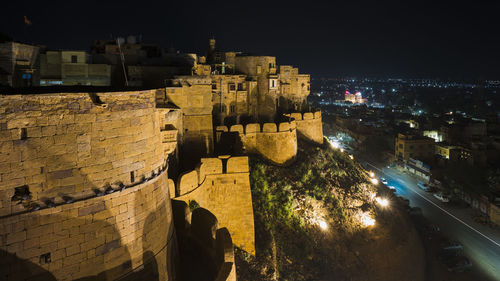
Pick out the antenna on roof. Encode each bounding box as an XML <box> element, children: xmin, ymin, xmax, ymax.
<box><xmin>116</xmin><ymin>38</ymin><xmax>129</xmax><ymax>87</ymax></box>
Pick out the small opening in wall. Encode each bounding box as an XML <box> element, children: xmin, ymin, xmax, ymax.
<box><xmin>11</xmin><ymin>185</ymin><xmax>31</xmax><ymax>201</ymax></box>
<box><xmin>130</xmin><ymin>171</ymin><xmax>135</xmax><ymax>183</ymax></box>
<box><xmin>212</xmin><ymin>180</ymin><xmax>214</xmax><ymax>186</ymax></box>
<box><xmin>40</xmin><ymin>167</ymin><xmax>44</xmax><ymax>174</ymax></box>
<box><xmin>20</xmin><ymin>128</ymin><xmax>27</xmax><ymax>140</ymax></box>
<box><xmin>40</xmin><ymin>253</ymin><xmax>51</xmax><ymax>264</ymax></box>
<box><xmin>234</xmin><ymin>180</ymin><xmax>236</xmax><ymax>184</ymax></box>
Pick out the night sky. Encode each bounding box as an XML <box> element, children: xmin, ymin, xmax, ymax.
<box><xmin>2</xmin><ymin>0</ymin><xmax>499</xmax><ymax>80</ymax></box>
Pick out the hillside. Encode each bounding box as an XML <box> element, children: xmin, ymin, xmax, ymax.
<box><xmin>235</xmin><ymin>140</ymin><xmax>425</xmax><ymax>281</ymax></box>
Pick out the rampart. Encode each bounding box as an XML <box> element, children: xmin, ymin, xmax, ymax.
<box><xmin>216</xmin><ymin>121</ymin><xmax>297</xmax><ymax>165</ymax></box>
<box><xmin>0</xmin><ymin>90</ymin><xmax>176</xmax><ymax>280</ymax></box>
<box><xmin>284</xmin><ymin>111</ymin><xmax>323</xmax><ymax>144</ymax></box>
<box><xmin>174</xmin><ymin>156</ymin><xmax>255</xmax><ymax>255</ymax></box>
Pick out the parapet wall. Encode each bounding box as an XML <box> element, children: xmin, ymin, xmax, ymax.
<box><xmin>0</xmin><ymin>90</ymin><xmax>165</xmax><ymax>216</ymax></box>
<box><xmin>216</xmin><ymin>121</ymin><xmax>297</xmax><ymax>165</ymax></box>
<box><xmin>174</xmin><ymin>156</ymin><xmax>255</xmax><ymax>255</ymax></box>
<box><xmin>0</xmin><ymin>90</ymin><xmax>176</xmax><ymax>280</ymax></box>
<box><xmin>284</xmin><ymin>111</ymin><xmax>323</xmax><ymax>144</ymax></box>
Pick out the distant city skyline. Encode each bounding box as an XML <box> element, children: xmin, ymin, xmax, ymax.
<box><xmin>2</xmin><ymin>0</ymin><xmax>499</xmax><ymax>80</ymax></box>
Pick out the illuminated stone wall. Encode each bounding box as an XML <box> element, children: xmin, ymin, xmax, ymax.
<box><xmin>216</xmin><ymin>121</ymin><xmax>298</xmax><ymax>165</ymax></box>
<box><xmin>284</xmin><ymin>111</ymin><xmax>323</xmax><ymax>144</ymax></box>
<box><xmin>175</xmin><ymin>156</ymin><xmax>255</xmax><ymax>255</ymax></box>
<box><xmin>0</xmin><ymin>90</ymin><xmax>176</xmax><ymax>280</ymax></box>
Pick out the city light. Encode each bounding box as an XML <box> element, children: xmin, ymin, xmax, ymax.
<box><xmin>369</xmin><ymin>171</ymin><xmax>375</xmax><ymax>178</ymax></box>
<box><xmin>370</xmin><ymin>178</ymin><xmax>379</xmax><ymax>185</ymax></box>
<box><xmin>330</xmin><ymin>141</ymin><xmax>340</xmax><ymax>149</ymax></box>
<box><xmin>349</xmin><ymin>155</ymin><xmax>354</xmax><ymax>160</ymax></box>
<box><xmin>318</xmin><ymin>220</ymin><xmax>328</xmax><ymax>230</ymax></box>
<box><xmin>375</xmin><ymin>197</ymin><xmax>389</xmax><ymax>207</ymax></box>
<box><xmin>359</xmin><ymin>212</ymin><xmax>376</xmax><ymax>227</ymax></box>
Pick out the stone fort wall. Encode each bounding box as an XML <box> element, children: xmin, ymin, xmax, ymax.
<box><xmin>0</xmin><ymin>90</ymin><xmax>176</xmax><ymax>280</ymax></box>
<box><xmin>216</xmin><ymin>121</ymin><xmax>297</xmax><ymax>165</ymax></box>
<box><xmin>284</xmin><ymin>111</ymin><xmax>323</xmax><ymax>144</ymax></box>
<box><xmin>173</xmin><ymin>156</ymin><xmax>255</xmax><ymax>256</ymax></box>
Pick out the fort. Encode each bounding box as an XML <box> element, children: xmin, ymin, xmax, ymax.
<box><xmin>0</xmin><ymin>39</ymin><xmax>323</xmax><ymax>281</ymax></box>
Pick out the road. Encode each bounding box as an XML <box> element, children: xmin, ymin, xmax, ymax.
<box><xmin>365</xmin><ymin>161</ymin><xmax>500</xmax><ymax>281</ymax></box>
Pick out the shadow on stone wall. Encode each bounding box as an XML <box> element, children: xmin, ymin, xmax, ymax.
<box><xmin>0</xmin><ymin>250</ymin><xmax>57</xmax><ymax>281</ymax></box>
<box><xmin>215</xmin><ymin>132</ymin><xmax>243</xmax><ymax>156</ymax></box>
<box><xmin>1</xmin><ymin>195</ymin><xmax>176</xmax><ymax>281</ymax></box>
<box><xmin>172</xmin><ymin>200</ymin><xmax>235</xmax><ymax>281</ymax></box>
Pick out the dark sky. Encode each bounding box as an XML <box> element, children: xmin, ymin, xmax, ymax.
<box><xmin>2</xmin><ymin>0</ymin><xmax>499</xmax><ymax>79</ymax></box>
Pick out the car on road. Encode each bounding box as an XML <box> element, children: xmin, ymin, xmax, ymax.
<box><xmin>417</xmin><ymin>181</ymin><xmax>432</xmax><ymax>192</ymax></box>
<box><xmin>441</xmin><ymin>240</ymin><xmax>463</xmax><ymax>251</ymax></box>
<box><xmin>379</xmin><ymin>177</ymin><xmax>388</xmax><ymax>185</ymax></box>
<box><xmin>433</xmin><ymin>192</ymin><xmax>450</xmax><ymax>203</ymax></box>
<box><xmin>445</xmin><ymin>257</ymin><xmax>472</xmax><ymax>272</ymax></box>
<box><xmin>438</xmin><ymin>249</ymin><xmax>460</xmax><ymax>262</ymax></box>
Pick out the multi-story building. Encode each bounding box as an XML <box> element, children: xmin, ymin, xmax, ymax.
<box><xmin>395</xmin><ymin>133</ymin><xmax>435</xmax><ymax>162</ymax></box>
<box><xmin>206</xmin><ymin>39</ymin><xmax>311</xmax><ymax>122</ymax></box>
<box><xmin>0</xmin><ymin>41</ymin><xmax>40</xmax><ymax>87</ymax></box>
<box><xmin>40</xmin><ymin>50</ymin><xmax>111</xmax><ymax>86</ymax></box>
<box><xmin>278</xmin><ymin>65</ymin><xmax>310</xmax><ymax>112</ymax></box>
<box><xmin>210</xmin><ymin>74</ymin><xmax>257</xmax><ymax>125</ymax></box>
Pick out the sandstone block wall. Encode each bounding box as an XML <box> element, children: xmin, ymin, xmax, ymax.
<box><xmin>0</xmin><ymin>159</ymin><xmax>176</xmax><ymax>281</ymax></box>
<box><xmin>175</xmin><ymin>156</ymin><xmax>255</xmax><ymax>255</ymax></box>
<box><xmin>216</xmin><ymin>121</ymin><xmax>298</xmax><ymax>165</ymax></box>
<box><xmin>0</xmin><ymin>90</ymin><xmax>176</xmax><ymax>280</ymax></box>
<box><xmin>284</xmin><ymin>111</ymin><xmax>323</xmax><ymax>144</ymax></box>
<box><xmin>0</xmin><ymin>90</ymin><xmax>165</xmax><ymax>214</ymax></box>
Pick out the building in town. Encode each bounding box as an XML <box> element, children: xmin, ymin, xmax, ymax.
<box><xmin>0</xmin><ymin>41</ymin><xmax>40</xmax><ymax>87</ymax></box>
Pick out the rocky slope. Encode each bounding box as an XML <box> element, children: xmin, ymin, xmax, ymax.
<box><xmin>235</xmin><ymin>140</ymin><xmax>425</xmax><ymax>281</ymax></box>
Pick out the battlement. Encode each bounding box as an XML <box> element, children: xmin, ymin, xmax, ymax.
<box><xmin>215</xmin><ymin>120</ymin><xmax>297</xmax><ymax>136</ymax></box>
<box><xmin>177</xmin><ymin>156</ymin><xmax>249</xmax><ymax>196</ymax></box>
<box><xmin>283</xmin><ymin>110</ymin><xmax>323</xmax><ymax>144</ymax></box>
<box><xmin>173</xmin><ymin>156</ymin><xmax>255</xmax><ymax>255</ymax></box>
<box><xmin>284</xmin><ymin>110</ymin><xmax>322</xmax><ymax>121</ymax></box>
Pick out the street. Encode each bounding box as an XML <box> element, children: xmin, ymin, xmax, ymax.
<box><xmin>365</xmin><ymin>161</ymin><xmax>500</xmax><ymax>281</ymax></box>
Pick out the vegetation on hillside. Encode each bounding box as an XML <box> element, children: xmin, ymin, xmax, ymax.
<box><xmin>235</xmin><ymin>140</ymin><xmax>424</xmax><ymax>281</ymax></box>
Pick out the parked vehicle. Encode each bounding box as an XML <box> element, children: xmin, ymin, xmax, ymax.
<box><xmin>434</xmin><ymin>193</ymin><xmax>450</xmax><ymax>203</ymax></box>
<box><xmin>445</xmin><ymin>257</ymin><xmax>472</xmax><ymax>272</ymax></box>
<box><xmin>387</xmin><ymin>185</ymin><xmax>396</xmax><ymax>191</ymax></box>
<box><xmin>438</xmin><ymin>249</ymin><xmax>460</xmax><ymax>262</ymax></box>
<box><xmin>424</xmin><ymin>224</ymin><xmax>440</xmax><ymax>240</ymax></box>
<box><xmin>441</xmin><ymin>240</ymin><xmax>463</xmax><ymax>251</ymax></box>
<box><xmin>417</xmin><ymin>181</ymin><xmax>431</xmax><ymax>191</ymax></box>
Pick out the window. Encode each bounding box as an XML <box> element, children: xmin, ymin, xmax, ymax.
<box><xmin>212</xmin><ymin>83</ymin><xmax>217</xmax><ymax>90</ymax></box>
<box><xmin>229</xmin><ymin>83</ymin><xmax>235</xmax><ymax>91</ymax></box>
<box><xmin>269</xmin><ymin>63</ymin><xmax>275</xmax><ymax>69</ymax></box>
<box><xmin>71</xmin><ymin>55</ymin><xmax>77</xmax><ymax>63</ymax></box>
<box><xmin>230</xmin><ymin>105</ymin><xmax>235</xmax><ymax>113</ymax></box>
<box><xmin>270</xmin><ymin>79</ymin><xmax>277</xmax><ymax>89</ymax></box>
<box><xmin>237</xmin><ymin>83</ymin><xmax>243</xmax><ymax>91</ymax></box>
<box><xmin>398</xmin><ymin>144</ymin><xmax>403</xmax><ymax>148</ymax></box>
<box><xmin>20</xmin><ymin>128</ymin><xmax>27</xmax><ymax>140</ymax></box>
